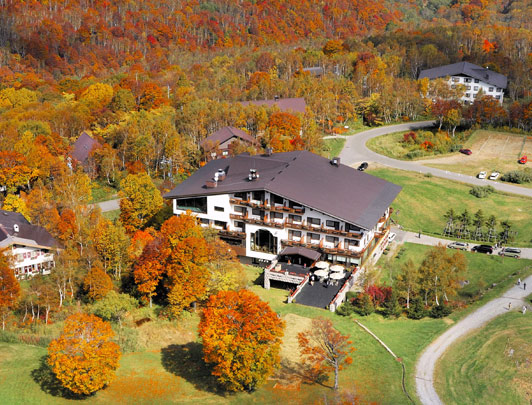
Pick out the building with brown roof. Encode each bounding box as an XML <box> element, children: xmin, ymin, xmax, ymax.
<box><xmin>201</xmin><ymin>126</ymin><xmax>256</xmax><ymax>160</ymax></box>
<box><xmin>71</xmin><ymin>131</ymin><xmax>101</xmax><ymax>167</ymax></box>
<box><xmin>165</xmin><ymin>151</ymin><xmax>400</xmax><ymax>270</ymax></box>
<box><xmin>0</xmin><ymin>210</ymin><xmax>59</xmax><ymax>279</ymax></box>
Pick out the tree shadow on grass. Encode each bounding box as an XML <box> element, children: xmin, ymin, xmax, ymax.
<box><xmin>277</xmin><ymin>358</ymin><xmax>331</xmax><ymax>389</ymax></box>
<box><xmin>160</xmin><ymin>342</ymin><xmax>223</xmax><ymax>396</ymax></box>
<box><xmin>31</xmin><ymin>355</ymin><xmax>90</xmax><ymax>400</ymax></box>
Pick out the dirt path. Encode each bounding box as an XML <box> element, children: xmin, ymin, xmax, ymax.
<box><xmin>415</xmin><ymin>276</ymin><xmax>532</xmax><ymax>405</ymax></box>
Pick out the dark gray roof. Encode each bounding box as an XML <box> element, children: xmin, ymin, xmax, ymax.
<box><xmin>71</xmin><ymin>132</ymin><xmax>101</xmax><ymax>165</ymax></box>
<box><xmin>280</xmin><ymin>246</ymin><xmax>321</xmax><ymax>261</ymax></box>
<box><xmin>201</xmin><ymin>127</ymin><xmax>255</xmax><ymax>150</ymax></box>
<box><xmin>419</xmin><ymin>62</ymin><xmax>507</xmax><ymax>89</ymax></box>
<box><xmin>302</xmin><ymin>67</ymin><xmax>324</xmax><ymax>76</ymax></box>
<box><xmin>240</xmin><ymin>98</ymin><xmax>306</xmax><ymax>113</ymax></box>
<box><xmin>0</xmin><ymin>210</ymin><xmax>58</xmax><ymax>249</ymax></box>
<box><xmin>165</xmin><ymin>151</ymin><xmax>401</xmax><ymax>230</ymax></box>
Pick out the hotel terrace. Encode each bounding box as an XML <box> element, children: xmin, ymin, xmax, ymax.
<box><xmin>165</xmin><ymin>150</ymin><xmax>401</xmax><ymax>310</ymax></box>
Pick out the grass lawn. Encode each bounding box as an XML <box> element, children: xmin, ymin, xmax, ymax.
<box><xmin>435</xmin><ymin>312</ymin><xmax>532</xmax><ymax>405</ymax></box>
<box><xmin>366</xmin><ymin>131</ymin><xmax>420</xmax><ymax>160</ymax></box>
<box><xmin>90</xmin><ymin>181</ymin><xmax>119</xmax><ymax>204</ymax></box>
<box><xmin>367</xmin><ymin>167</ymin><xmax>532</xmax><ymax>247</ymax></box>
<box><xmin>321</xmin><ymin>137</ymin><xmax>346</xmax><ymax>159</ymax></box>
<box><xmin>102</xmin><ymin>209</ymin><xmax>120</xmax><ymax>222</ymax></box>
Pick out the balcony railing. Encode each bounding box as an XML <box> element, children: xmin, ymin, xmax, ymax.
<box><xmin>281</xmin><ymin>239</ymin><xmax>362</xmax><ymax>258</ymax></box>
<box><xmin>218</xmin><ymin>230</ymin><xmax>246</xmax><ymax>239</ymax></box>
<box><xmin>229</xmin><ymin>198</ymin><xmax>305</xmax><ymax>215</ymax></box>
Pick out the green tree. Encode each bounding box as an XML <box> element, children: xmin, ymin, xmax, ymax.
<box><xmin>91</xmin><ymin>291</ymin><xmax>138</xmax><ymax>326</ymax></box>
<box><xmin>395</xmin><ymin>259</ymin><xmax>420</xmax><ymax>309</ymax></box>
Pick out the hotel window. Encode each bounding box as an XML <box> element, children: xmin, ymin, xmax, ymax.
<box><xmin>307</xmin><ymin>232</ymin><xmax>320</xmax><ymax>243</ymax></box>
<box><xmin>474</xmin><ymin>79</ymin><xmax>479</xmax><ymax>83</ymax></box>
<box><xmin>497</xmin><ymin>88</ymin><xmax>502</xmax><ymax>92</ymax></box>
<box><xmin>308</xmin><ymin>217</ymin><xmax>321</xmax><ymax>227</ymax></box>
<box><xmin>345</xmin><ymin>239</ymin><xmax>359</xmax><ymax>248</ymax></box>
<box><xmin>489</xmin><ymin>87</ymin><xmax>494</xmax><ymax>92</ymax></box>
<box><xmin>451</xmin><ymin>85</ymin><xmax>456</xmax><ymax>89</ymax></box>
<box><xmin>466</xmin><ymin>85</ymin><xmax>471</xmax><ymax>90</ymax></box>
<box><xmin>452</xmin><ymin>77</ymin><xmax>460</xmax><ymax>82</ymax></box>
<box><xmin>235</xmin><ymin>206</ymin><xmax>246</xmax><ymax>214</ymax></box>
<box><xmin>465</xmin><ymin>93</ymin><xmax>470</xmax><ymax>98</ymax></box>
<box><xmin>464</xmin><ymin>78</ymin><xmax>472</xmax><ymax>83</ymax></box>
<box><xmin>272</xmin><ymin>194</ymin><xmax>284</xmax><ymax>205</ymax></box>
<box><xmin>252</xmin><ymin>191</ymin><xmax>263</xmax><ymax>201</ymax></box>
<box><xmin>325</xmin><ymin>236</ymin><xmax>339</xmax><ymax>246</ymax></box>
<box><xmin>496</xmin><ymin>95</ymin><xmax>501</xmax><ymax>100</ymax></box>
<box><xmin>214</xmin><ymin>220</ymin><xmax>226</xmax><ymax>228</ymax></box>
<box><xmin>271</xmin><ymin>212</ymin><xmax>283</xmax><ymax>220</ymax></box>
<box><xmin>289</xmin><ymin>214</ymin><xmax>302</xmax><ymax>223</ymax></box>
<box><xmin>326</xmin><ymin>220</ymin><xmax>339</xmax><ymax>230</ymax></box>
<box><xmin>288</xmin><ymin>230</ymin><xmax>302</xmax><ymax>240</ymax></box>
<box><xmin>473</xmin><ymin>94</ymin><xmax>478</xmax><ymax>98</ymax></box>
<box><xmin>222</xmin><ymin>150</ymin><xmax>229</xmax><ymax>156</ymax></box>
<box><xmin>200</xmin><ymin>218</ymin><xmax>209</xmax><ymax>225</ymax></box>
<box><xmin>214</xmin><ymin>206</ymin><xmax>224</xmax><ymax>212</ymax></box>
<box><xmin>474</xmin><ymin>86</ymin><xmax>479</xmax><ymax>91</ymax></box>
<box><xmin>233</xmin><ymin>192</ymin><xmax>246</xmax><ymax>200</ymax></box>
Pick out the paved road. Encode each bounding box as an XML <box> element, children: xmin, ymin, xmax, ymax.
<box><xmin>393</xmin><ymin>227</ymin><xmax>532</xmax><ymax>259</ymax></box>
<box><xmin>95</xmin><ymin>198</ymin><xmax>120</xmax><ymax>212</ymax></box>
<box><xmin>339</xmin><ymin>121</ymin><xmax>532</xmax><ymax>198</ymax></box>
<box><xmin>415</xmin><ymin>277</ymin><xmax>532</xmax><ymax>405</ymax></box>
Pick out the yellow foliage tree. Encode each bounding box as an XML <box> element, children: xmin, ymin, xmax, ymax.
<box><xmin>2</xmin><ymin>194</ymin><xmax>30</xmax><ymax>221</ymax></box>
<box><xmin>0</xmin><ymin>87</ymin><xmax>38</xmax><ymax>109</ymax></box>
<box><xmin>48</xmin><ymin>313</ymin><xmax>121</xmax><ymax>395</ymax></box>
<box><xmin>80</xmin><ymin>83</ymin><xmax>114</xmax><ymax>109</ymax></box>
<box><xmin>83</xmin><ymin>267</ymin><xmax>114</xmax><ymax>301</ymax></box>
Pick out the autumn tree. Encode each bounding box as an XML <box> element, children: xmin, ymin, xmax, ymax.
<box><xmin>199</xmin><ymin>290</ymin><xmax>285</xmax><ymax>392</ymax></box>
<box><xmin>418</xmin><ymin>244</ymin><xmax>467</xmax><ymax>306</ymax></box>
<box><xmin>394</xmin><ymin>259</ymin><xmax>420</xmax><ymax>309</ymax></box>
<box><xmin>298</xmin><ymin>318</ymin><xmax>355</xmax><ymax>390</ymax></box>
<box><xmin>48</xmin><ymin>313</ymin><xmax>121</xmax><ymax>395</ymax></box>
<box><xmin>91</xmin><ymin>291</ymin><xmax>138</xmax><ymax>326</ymax></box>
<box><xmin>119</xmin><ymin>172</ymin><xmax>163</xmax><ymax>234</ymax></box>
<box><xmin>204</xmin><ymin>239</ymin><xmax>247</xmax><ymax>297</ymax></box>
<box><xmin>83</xmin><ymin>267</ymin><xmax>114</xmax><ymax>301</ymax></box>
<box><xmin>265</xmin><ymin>112</ymin><xmax>302</xmax><ymax>152</ymax></box>
<box><xmin>133</xmin><ymin>237</ymin><xmax>166</xmax><ymax>307</ymax></box>
<box><xmin>2</xmin><ymin>194</ymin><xmax>30</xmax><ymax>220</ymax></box>
<box><xmin>0</xmin><ymin>254</ymin><xmax>20</xmax><ymax>330</ymax></box>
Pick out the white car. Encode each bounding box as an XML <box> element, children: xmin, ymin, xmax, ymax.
<box><xmin>388</xmin><ymin>232</ymin><xmax>396</xmax><ymax>242</ymax></box>
<box><xmin>478</xmin><ymin>171</ymin><xmax>487</xmax><ymax>179</ymax></box>
<box><xmin>489</xmin><ymin>171</ymin><xmax>500</xmax><ymax>180</ymax></box>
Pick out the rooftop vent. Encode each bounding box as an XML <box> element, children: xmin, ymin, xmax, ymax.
<box><xmin>331</xmin><ymin>157</ymin><xmax>341</xmax><ymax>166</ymax></box>
<box><xmin>274</xmin><ymin>95</ymin><xmax>279</xmax><ymax>101</ymax></box>
<box><xmin>248</xmin><ymin>168</ymin><xmax>260</xmax><ymax>181</ymax></box>
<box><xmin>13</xmin><ymin>224</ymin><xmax>19</xmax><ymax>233</ymax></box>
<box><xmin>214</xmin><ymin>169</ymin><xmax>226</xmax><ymax>182</ymax></box>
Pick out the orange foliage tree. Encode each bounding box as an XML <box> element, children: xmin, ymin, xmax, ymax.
<box><xmin>83</xmin><ymin>267</ymin><xmax>114</xmax><ymax>301</ymax></box>
<box><xmin>160</xmin><ymin>215</ymin><xmax>209</xmax><ymax>316</ymax></box>
<box><xmin>297</xmin><ymin>318</ymin><xmax>355</xmax><ymax>390</ymax></box>
<box><xmin>266</xmin><ymin>112</ymin><xmax>303</xmax><ymax>152</ymax></box>
<box><xmin>0</xmin><ymin>253</ymin><xmax>20</xmax><ymax>330</ymax></box>
<box><xmin>48</xmin><ymin>313</ymin><xmax>121</xmax><ymax>395</ymax></box>
<box><xmin>133</xmin><ymin>238</ymin><xmax>166</xmax><ymax>307</ymax></box>
<box><xmin>198</xmin><ymin>290</ymin><xmax>285</xmax><ymax>392</ymax></box>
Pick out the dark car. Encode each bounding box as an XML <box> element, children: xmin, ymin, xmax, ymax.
<box><xmin>459</xmin><ymin>148</ymin><xmax>472</xmax><ymax>155</ymax></box>
<box><xmin>472</xmin><ymin>244</ymin><xmax>494</xmax><ymax>254</ymax></box>
<box><xmin>358</xmin><ymin>162</ymin><xmax>368</xmax><ymax>171</ymax></box>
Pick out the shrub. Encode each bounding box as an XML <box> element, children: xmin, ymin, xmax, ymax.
<box><xmin>405</xmin><ymin>150</ymin><xmax>425</xmax><ymax>159</ymax></box>
<box><xmin>424</xmin><ymin>172</ymin><xmax>433</xmax><ymax>178</ymax></box>
<box><xmin>383</xmin><ymin>290</ymin><xmax>402</xmax><ymax>318</ymax></box>
<box><xmin>469</xmin><ymin>185</ymin><xmax>495</xmax><ymax>198</ymax></box>
<box><xmin>430</xmin><ymin>304</ymin><xmax>453</xmax><ymax>318</ymax></box>
<box><xmin>354</xmin><ymin>293</ymin><xmax>375</xmax><ymax>316</ymax></box>
<box><xmin>345</xmin><ymin>291</ymin><xmax>358</xmax><ymax>301</ymax></box>
<box><xmin>501</xmin><ymin>170</ymin><xmax>532</xmax><ymax>184</ymax></box>
<box><xmin>407</xmin><ymin>298</ymin><xmax>427</xmax><ymax>320</ymax></box>
<box><xmin>336</xmin><ymin>302</ymin><xmax>355</xmax><ymax>317</ymax></box>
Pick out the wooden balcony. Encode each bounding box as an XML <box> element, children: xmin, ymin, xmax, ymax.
<box><xmin>218</xmin><ymin>230</ymin><xmax>246</xmax><ymax>239</ymax></box>
<box><xmin>229</xmin><ymin>198</ymin><xmax>305</xmax><ymax>215</ymax></box>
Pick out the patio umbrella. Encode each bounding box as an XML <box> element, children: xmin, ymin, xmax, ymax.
<box><xmin>314</xmin><ymin>269</ymin><xmax>329</xmax><ymax>278</ymax></box>
<box><xmin>315</xmin><ymin>261</ymin><xmax>329</xmax><ymax>269</ymax></box>
<box><xmin>329</xmin><ymin>272</ymin><xmax>345</xmax><ymax>280</ymax></box>
<box><xmin>330</xmin><ymin>264</ymin><xmax>344</xmax><ymax>272</ymax></box>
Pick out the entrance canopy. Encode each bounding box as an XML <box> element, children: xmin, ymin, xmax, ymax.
<box><xmin>279</xmin><ymin>246</ymin><xmax>321</xmax><ymax>262</ymax></box>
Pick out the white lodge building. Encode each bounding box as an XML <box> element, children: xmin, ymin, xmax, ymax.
<box><xmin>0</xmin><ymin>210</ymin><xmax>59</xmax><ymax>279</ymax></box>
<box><xmin>419</xmin><ymin>61</ymin><xmax>507</xmax><ymax>104</ymax></box>
<box><xmin>165</xmin><ymin>151</ymin><xmax>401</xmax><ymax>268</ymax></box>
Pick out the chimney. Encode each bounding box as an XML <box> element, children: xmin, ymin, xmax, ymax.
<box><xmin>331</xmin><ymin>157</ymin><xmax>341</xmax><ymax>166</ymax></box>
<box><xmin>274</xmin><ymin>95</ymin><xmax>279</xmax><ymax>101</ymax></box>
<box><xmin>216</xmin><ymin>168</ymin><xmax>226</xmax><ymax>182</ymax></box>
<box><xmin>248</xmin><ymin>168</ymin><xmax>260</xmax><ymax>181</ymax></box>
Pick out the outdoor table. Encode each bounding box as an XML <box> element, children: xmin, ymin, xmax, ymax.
<box><xmin>330</xmin><ymin>264</ymin><xmax>344</xmax><ymax>272</ymax></box>
<box><xmin>314</xmin><ymin>269</ymin><xmax>329</xmax><ymax>278</ymax></box>
<box><xmin>329</xmin><ymin>272</ymin><xmax>345</xmax><ymax>280</ymax></box>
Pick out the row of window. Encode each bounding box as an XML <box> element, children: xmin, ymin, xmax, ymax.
<box><xmin>15</xmin><ymin>250</ymin><xmax>48</xmax><ymax>261</ymax></box>
<box><xmin>464</xmin><ymin>93</ymin><xmax>501</xmax><ymax>100</ymax></box>
<box><xmin>452</xmin><ymin>84</ymin><xmax>502</xmax><ymax>93</ymax></box>
<box><xmin>288</xmin><ymin>230</ymin><xmax>360</xmax><ymax>247</ymax></box>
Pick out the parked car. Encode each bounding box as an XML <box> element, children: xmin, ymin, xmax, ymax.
<box><xmin>459</xmin><ymin>148</ymin><xmax>472</xmax><ymax>155</ymax></box>
<box><xmin>519</xmin><ymin>155</ymin><xmax>528</xmax><ymax>164</ymax></box>
<box><xmin>472</xmin><ymin>244</ymin><xmax>494</xmax><ymax>254</ymax></box>
<box><xmin>478</xmin><ymin>171</ymin><xmax>487</xmax><ymax>179</ymax></box>
<box><xmin>447</xmin><ymin>241</ymin><xmax>469</xmax><ymax>251</ymax></box>
<box><xmin>358</xmin><ymin>162</ymin><xmax>368</xmax><ymax>171</ymax></box>
<box><xmin>488</xmin><ymin>171</ymin><xmax>500</xmax><ymax>180</ymax></box>
<box><xmin>499</xmin><ymin>247</ymin><xmax>521</xmax><ymax>258</ymax></box>
<box><xmin>388</xmin><ymin>232</ymin><xmax>396</xmax><ymax>242</ymax></box>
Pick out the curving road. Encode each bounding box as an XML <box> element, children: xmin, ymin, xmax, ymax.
<box><xmin>415</xmin><ymin>277</ymin><xmax>532</xmax><ymax>405</ymax></box>
<box><xmin>339</xmin><ymin>121</ymin><xmax>532</xmax><ymax>198</ymax></box>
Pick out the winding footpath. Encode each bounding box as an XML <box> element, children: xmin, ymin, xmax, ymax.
<box><xmin>338</xmin><ymin>123</ymin><xmax>532</xmax><ymax>404</ymax></box>
<box><xmin>415</xmin><ymin>279</ymin><xmax>531</xmax><ymax>405</ymax></box>
<box><xmin>339</xmin><ymin>121</ymin><xmax>532</xmax><ymax>198</ymax></box>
